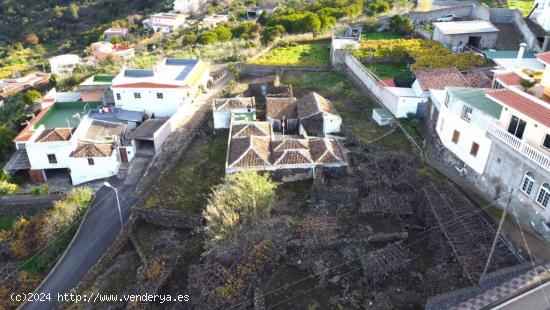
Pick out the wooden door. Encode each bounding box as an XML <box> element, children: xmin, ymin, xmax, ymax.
<box><xmin>119</xmin><ymin>148</ymin><xmax>128</xmax><ymax>163</ymax></box>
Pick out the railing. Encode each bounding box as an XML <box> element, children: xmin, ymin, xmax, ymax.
<box><xmin>488</xmin><ymin>123</ymin><xmax>550</xmax><ymax>172</ymax></box>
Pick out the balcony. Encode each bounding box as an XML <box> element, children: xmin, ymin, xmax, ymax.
<box><xmin>487</xmin><ymin>123</ymin><xmax>550</xmax><ymax>172</ymax></box>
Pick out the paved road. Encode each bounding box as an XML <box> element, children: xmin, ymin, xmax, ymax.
<box><xmin>20</xmin><ymin>178</ymin><xmax>136</xmax><ymax>310</ymax></box>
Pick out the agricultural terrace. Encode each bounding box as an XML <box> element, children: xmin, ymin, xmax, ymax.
<box><xmin>352</xmin><ymin>39</ymin><xmax>489</xmax><ymax>71</ymax></box>
<box><xmin>250</xmin><ymin>42</ymin><xmax>330</xmax><ymax>67</ymax></box>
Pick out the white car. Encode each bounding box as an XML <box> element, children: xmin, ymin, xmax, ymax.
<box><xmin>436</xmin><ymin>14</ymin><xmax>457</xmax><ymax>22</ymax></box>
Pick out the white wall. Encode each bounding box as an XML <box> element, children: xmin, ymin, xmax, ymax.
<box><xmin>436</xmin><ymin>99</ymin><xmax>494</xmax><ymax>174</ymax></box>
<box><xmin>344</xmin><ymin>54</ymin><xmax>423</xmax><ymax>118</ymax></box>
<box><xmin>26</xmin><ymin>132</ymin><xmax>77</xmax><ymax>170</ymax></box>
<box><xmin>323</xmin><ymin>116</ymin><xmax>342</xmax><ymax>134</ymax></box>
<box><xmin>69</xmin><ymin>153</ymin><xmax>120</xmax><ymax>185</ymax></box>
<box><xmin>113</xmin><ymin>88</ymin><xmax>187</xmax><ymax>117</ymax></box>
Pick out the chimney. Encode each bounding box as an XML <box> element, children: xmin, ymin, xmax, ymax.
<box><xmin>516</xmin><ymin>42</ymin><xmax>527</xmax><ymax>69</ymax></box>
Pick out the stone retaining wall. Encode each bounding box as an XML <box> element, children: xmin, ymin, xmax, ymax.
<box><xmin>0</xmin><ymin>194</ymin><xmax>64</xmax><ymax>217</ymax></box>
<box><xmin>134</xmin><ymin>208</ymin><xmax>204</xmax><ymax>230</ymax></box>
<box><xmin>238</xmin><ymin>63</ymin><xmax>331</xmax><ymax>77</ymax></box>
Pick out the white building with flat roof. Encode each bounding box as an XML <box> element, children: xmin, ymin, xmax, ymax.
<box><xmin>144</xmin><ymin>13</ymin><xmax>188</xmax><ymax>33</ymax></box>
<box><xmin>433</xmin><ymin>20</ymin><xmax>499</xmax><ymax>50</ymax></box>
<box><xmin>111</xmin><ymin>58</ymin><xmax>210</xmax><ymax>117</ymax></box>
<box><xmin>49</xmin><ymin>54</ymin><xmax>82</xmax><ymax>74</ymax></box>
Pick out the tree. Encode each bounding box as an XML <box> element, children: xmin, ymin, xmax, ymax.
<box><xmin>389</xmin><ymin>15</ymin><xmax>414</xmax><ymax>36</ymax></box>
<box><xmin>261</xmin><ymin>25</ymin><xmax>285</xmax><ymax>45</ymax></box>
<box><xmin>198</xmin><ymin>31</ymin><xmax>218</xmax><ymax>45</ymax></box>
<box><xmin>182</xmin><ymin>33</ymin><xmax>197</xmax><ymax>45</ymax></box>
<box><xmin>69</xmin><ymin>3</ymin><xmax>79</xmax><ymax>22</ymax></box>
<box><xmin>520</xmin><ymin>78</ymin><xmax>536</xmax><ymax>91</ymax></box>
<box><xmin>24</xmin><ymin>90</ymin><xmax>41</xmax><ymax>105</ymax></box>
<box><xmin>294</xmin><ymin>13</ymin><xmax>321</xmax><ymax>34</ymax></box>
<box><xmin>257</xmin><ymin>11</ymin><xmax>268</xmax><ymax>25</ymax></box>
<box><xmin>214</xmin><ymin>26</ymin><xmax>232</xmax><ymax>41</ymax></box>
<box><xmin>24</xmin><ymin>33</ymin><xmax>39</xmax><ymax>46</ymax></box>
<box><xmin>0</xmin><ymin>124</ymin><xmax>16</xmax><ymax>155</ymax></box>
<box><xmin>203</xmin><ymin>171</ymin><xmax>277</xmax><ymax>243</ymax></box>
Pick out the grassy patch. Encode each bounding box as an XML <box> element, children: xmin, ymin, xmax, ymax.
<box><xmin>251</xmin><ymin>43</ymin><xmax>330</xmax><ymax>67</ymax></box>
<box><xmin>485</xmin><ymin>206</ymin><xmax>504</xmax><ymax>222</ymax></box>
<box><xmin>362</xmin><ymin>31</ymin><xmax>402</xmax><ymax>40</ymax></box>
<box><xmin>145</xmin><ymin>134</ymin><xmax>227</xmax><ymax>214</ymax></box>
<box><xmin>0</xmin><ymin>216</ymin><xmax>16</xmax><ymax>231</ymax></box>
<box><xmin>282</xmin><ymin>71</ymin><xmax>414</xmax><ymax>153</ymax></box>
<box><xmin>507</xmin><ymin>0</ymin><xmax>534</xmax><ymax>16</ymax></box>
<box><xmin>399</xmin><ymin>118</ymin><xmax>425</xmax><ymax>145</ymax></box>
<box><xmin>364</xmin><ymin>62</ymin><xmax>412</xmax><ymax>79</ymax></box>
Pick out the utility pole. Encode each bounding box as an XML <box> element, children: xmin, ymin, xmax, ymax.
<box><xmin>480</xmin><ymin>188</ymin><xmax>513</xmax><ymax>282</ymax></box>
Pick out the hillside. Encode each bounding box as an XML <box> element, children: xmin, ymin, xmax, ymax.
<box><xmin>0</xmin><ymin>0</ymin><xmax>172</xmax><ymax>48</ymax></box>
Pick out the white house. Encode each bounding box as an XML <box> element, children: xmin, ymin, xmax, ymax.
<box><xmin>103</xmin><ymin>28</ymin><xmax>129</xmax><ymax>41</ymax></box>
<box><xmin>530</xmin><ymin>0</ymin><xmax>550</xmax><ymax>31</ymax></box>
<box><xmin>296</xmin><ymin>92</ymin><xmax>342</xmax><ymax>135</ymax></box>
<box><xmin>173</xmin><ymin>0</ymin><xmax>205</xmax><ymax>14</ymax></box>
<box><xmin>436</xmin><ymin>87</ymin><xmax>502</xmax><ymax>174</ymax></box>
<box><xmin>200</xmin><ymin>14</ymin><xmax>229</xmax><ymax>29</ymax></box>
<box><xmin>49</xmin><ymin>54</ymin><xmax>82</xmax><ymax>74</ymax></box>
<box><xmin>144</xmin><ymin>13</ymin><xmax>188</xmax><ymax>33</ymax></box>
<box><xmin>111</xmin><ymin>58</ymin><xmax>210</xmax><ymax>117</ymax></box>
<box><xmin>213</xmin><ymin>97</ymin><xmax>256</xmax><ymax>129</ymax></box>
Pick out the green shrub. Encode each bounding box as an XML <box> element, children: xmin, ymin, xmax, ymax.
<box><xmin>30</xmin><ymin>187</ymin><xmax>40</xmax><ymax>196</ymax></box>
<box><xmin>0</xmin><ymin>180</ymin><xmax>18</xmax><ymax>195</ymax></box>
<box><xmin>203</xmin><ymin>171</ymin><xmax>277</xmax><ymax>244</ymax></box>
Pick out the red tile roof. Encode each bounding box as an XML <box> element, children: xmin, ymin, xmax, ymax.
<box><xmin>414</xmin><ymin>68</ymin><xmax>470</xmax><ymax>91</ymax></box>
<box><xmin>13</xmin><ymin>106</ymin><xmax>52</xmax><ymax>142</ymax></box>
<box><xmin>70</xmin><ymin>144</ymin><xmax>113</xmax><ymax>158</ymax></box>
<box><xmin>536</xmin><ymin>52</ymin><xmax>550</xmax><ymax>66</ymax></box>
<box><xmin>379</xmin><ymin>78</ymin><xmax>396</xmax><ymax>87</ymax></box>
<box><xmin>36</xmin><ymin>128</ymin><xmax>74</xmax><ymax>142</ymax></box>
<box><xmin>495</xmin><ymin>72</ymin><xmax>523</xmax><ymax>86</ymax></box>
<box><xmin>486</xmin><ymin>89</ymin><xmax>550</xmax><ymax>127</ymax></box>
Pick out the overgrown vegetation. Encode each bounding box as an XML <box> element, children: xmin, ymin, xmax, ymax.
<box><xmin>251</xmin><ymin>41</ymin><xmax>330</xmax><ymax>66</ymax></box>
<box><xmin>354</xmin><ymin>38</ymin><xmax>489</xmax><ymax>70</ymax></box>
<box><xmin>0</xmin><ymin>187</ymin><xmax>93</xmax><ymax>308</ymax></box>
<box><xmin>203</xmin><ymin>171</ymin><xmax>278</xmax><ymax>244</ymax></box>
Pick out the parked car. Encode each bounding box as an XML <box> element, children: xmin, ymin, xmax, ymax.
<box><xmin>436</xmin><ymin>14</ymin><xmax>457</xmax><ymax>22</ymax></box>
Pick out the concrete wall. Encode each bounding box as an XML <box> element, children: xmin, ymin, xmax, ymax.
<box><xmin>482</xmin><ymin>138</ymin><xmax>550</xmax><ymax>226</ymax></box>
<box><xmin>436</xmin><ymin>97</ymin><xmax>495</xmax><ymax>174</ymax></box>
<box><xmin>239</xmin><ymin>64</ymin><xmax>330</xmax><ymax>77</ymax></box>
<box><xmin>432</xmin><ymin>29</ymin><xmax>499</xmax><ymax>49</ymax></box>
<box><xmin>344</xmin><ymin>54</ymin><xmax>421</xmax><ymax>118</ymax></box>
<box><xmin>408</xmin><ymin>5</ymin><xmax>474</xmax><ymax>23</ymax></box>
<box><xmin>323</xmin><ymin>116</ymin><xmax>342</xmax><ymax>133</ymax></box>
<box><xmin>113</xmin><ymin>87</ymin><xmax>186</xmax><ymax>117</ymax></box>
<box><xmin>69</xmin><ymin>153</ymin><xmax>120</xmax><ymax>185</ymax></box>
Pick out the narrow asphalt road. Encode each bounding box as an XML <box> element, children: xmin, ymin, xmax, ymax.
<box><xmin>19</xmin><ymin>177</ymin><xmax>136</xmax><ymax>310</ymax></box>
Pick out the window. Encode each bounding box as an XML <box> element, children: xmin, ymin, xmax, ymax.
<box><xmin>133</xmin><ymin>92</ymin><xmax>141</xmax><ymax>99</ymax></box>
<box><xmin>543</xmin><ymin>134</ymin><xmax>550</xmax><ymax>150</ymax></box>
<box><xmin>461</xmin><ymin>105</ymin><xmax>473</xmax><ymax>122</ymax></box>
<box><xmin>452</xmin><ymin>130</ymin><xmax>460</xmax><ymax>144</ymax></box>
<box><xmin>116</xmin><ymin>93</ymin><xmax>121</xmax><ymax>100</ymax></box>
<box><xmin>536</xmin><ymin>183</ymin><xmax>550</xmax><ymax>208</ymax></box>
<box><xmin>470</xmin><ymin>142</ymin><xmax>479</xmax><ymax>157</ymax></box>
<box><xmin>444</xmin><ymin>92</ymin><xmax>451</xmax><ymax>106</ymax></box>
<box><xmin>87</xmin><ymin>158</ymin><xmax>95</xmax><ymax>166</ymax></box>
<box><xmin>507</xmin><ymin>115</ymin><xmax>526</xmax><ymax>139</ymax></box>
<box><xmin>439</xmin><ymin>118</ymin><xmax>445</xmax><ymax>131</ymax></box>
<box><xmin>47</xmin><ymin>154</ymin><xmax>57</xmax><ymax>164</ymax></box>
<box><xmin>156</xmin><ymin>93</ymin><xmax>163</xmax><ymax>99</ymax></box>
<box><xmin>521</xmin><ymin>172</ymin><xmax>535</xmax><ymax>195</ymax></box>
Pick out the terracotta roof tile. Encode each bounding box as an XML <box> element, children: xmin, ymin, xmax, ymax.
<box><xmin>462</xmin><ymin>71</ymin><xmax>492</xmax><ymax>88</ymax></box>
<box><xmin>536</xmin><ymin>51</ymin><xmax>550</xmax><ymax>66</ymax></box>
<box><xmin>36</xmin><ymin>128</ymin><xmax>75</xmax><ymax>142</ymax></box>
<box><xmin>486</xmin><ymin>89</ymin><xmax>550</xmax><ymax>127</ymax></box>
<box><xmin>309</xmin><ymin>138</ymin><xmax>345</xmax><ymax>164</ymax></box>
<box><xmin>379</xmin><ymin>78</ymin><xmax>396</xmax><ymax>87</ymax></box>
<box><xmin>227</xmin><ymin>136</ymin><xmax>271</xmax><ymax>167</ymax></box>
<box><xmin>494</xmin><ymin>72</ymin><xmax>523</xmax><ymax>86</ymax></box>
<box><xmin>272</xmin><ymin>139</ymin><xmax>309</xmax><ymax>151</ymax></box>
<box><xmin>297</xmin><ymin>92</ymin><xmax>339</xmax><ymax>119</ymax></box>
<box><xmin>70</xmin><ymin>144</ymin><xmax>113</xmax><ymax>158</ymax></box>
<box><xmin>271</xmin><ymin>150</ymin><xmax>313</xmax><ymax>165</ymax></box>
<box><xmin>414</xmin><ymin>68</ymin><xmax>470</xmax><ymax>90</ymax></box>
<box><xmin>266</xmin><ymin>97</ymin><xmax>298</xmax><ymax>120</ymax></box>
<box><xmin>214</xmin><ymin>97</ymin><xmax>255</xmax><ymax>111</ymax></box>
<box><xmin>231</xmin><ymin>122</ymin><xmax>271</xmax><ymax>138</ymax></box>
